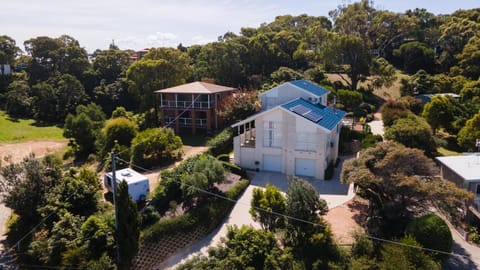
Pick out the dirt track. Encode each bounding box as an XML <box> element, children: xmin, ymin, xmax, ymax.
<box><xmin>0</xmin><ymin>140</ymin><xmax>67</xmax><ymax>165</ymax></box>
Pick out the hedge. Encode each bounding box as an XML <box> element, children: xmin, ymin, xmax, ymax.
<box><xmin>222</xmin><ymin>162</ymin><xmax>248</xmax><ymax>179</ymax></box>
<box><xmin>207</xmin><ymin>128</ymin><xmax>234</xmax><ymax>156</ymax></box>
<box><xmin>141</xmin><ymin>179</ymin><xmax>250</xmax><ymax>243</ymax></box>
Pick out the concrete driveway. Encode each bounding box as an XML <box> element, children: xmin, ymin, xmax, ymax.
<box><xmin>157</xmin><ymin>155</ymin><xmax>355</xmax><ymax>269</ymax></box>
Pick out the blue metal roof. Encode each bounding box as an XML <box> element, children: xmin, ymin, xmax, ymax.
<box><xmin>289</xmin><ymin>80</ymin><xmax>330</xmax><ymax>97</ymax></box>
<box><xmin>281</xmin><ymin>98</ymin><xmax>346</xmax><ymax>131</ymax></box>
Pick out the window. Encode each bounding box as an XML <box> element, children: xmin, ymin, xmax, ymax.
<box><xmin>263</xmin><ymin>121</ymin><xmax>282</xmax><ymax>148</ymax></box>
<box><xmin>295</xmin><ymin>133</ymin><xmax>317</xmax><ymax>152</ymax></box>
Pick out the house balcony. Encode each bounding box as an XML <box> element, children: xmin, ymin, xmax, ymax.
<box><xmin>160</xmin><ymin>100</ymin><xmax>212</xmax><ymax>109</ymax></box>
<box><xmin>166</xmin><ymin>117</ymin><xmax>207</xmax><ymax>128</ymax></box>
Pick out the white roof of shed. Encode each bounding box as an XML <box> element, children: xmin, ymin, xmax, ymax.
<box><xmin>436</xmin><ymin>153</ymin><xmax>480</xmax><ymax>182</ymax></box>
<box><xmin>105</xmin><ymin>168</ymin><xmax>147</xmax><ymax>184</ymax></box>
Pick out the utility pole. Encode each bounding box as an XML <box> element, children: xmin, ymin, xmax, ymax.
<box><xmin>111</xmin><ymin>152</ymin><xmax>121</xmax><ymax>265</ymax></box>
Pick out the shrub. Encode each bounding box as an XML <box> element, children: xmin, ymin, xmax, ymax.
<box><xmin>207</xmin><ymin>128</ymin><xmax>234</xmax><ymax>156</ymax></box>
<box><xmin>324</xmin><ymin>161</ymin><xmax>335</xmax><ymax>180</ymax></box>
<box><xmin>362</xmin><ymin>134</ymin><xmax>383</xmax><ymax>149</ymax></box>
<box><xmin>222</xmin><ymin>162</ymin><xmax>248</xmax><ymax>178</ymax></box>
<box><xmin>405</xmin><ymin>214</ymin><xmax>452</xmax><ymax>261</ymax></box>
<box><xmin>216</xmin><ymin>153</ymin><xmax>230</xmax><ymax>162</ymax></box>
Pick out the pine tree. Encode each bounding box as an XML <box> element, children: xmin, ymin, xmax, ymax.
<box><xmin>116</xmin><ymin>180</ymin><xmax>140</xmax><ymax>270</ymax></box>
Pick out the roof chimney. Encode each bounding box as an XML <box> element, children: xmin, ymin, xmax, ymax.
<box><xmin>201</xmin><ymin>78</ymin><xmax>215</xmax><ymax>84</ymax></box>
<box><xmin>333</xmin><ymin>95</ymin><xmax>337</xmax><ymax>114</ymax></box>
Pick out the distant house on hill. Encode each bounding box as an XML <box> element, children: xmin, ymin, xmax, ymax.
<box><xmin>416</xmin><ymin>93</ymin><xmax>460</xmax><ymax>104</ymax></box>
<box><xmin>155</xmin><ymin>81</ymin><xmax>236</xmax><ymax>134</ymax></box>
<box><xmin>232</xmin><ymin>80</ymin><xmax>345</xmax><ymax>179</ymax></box>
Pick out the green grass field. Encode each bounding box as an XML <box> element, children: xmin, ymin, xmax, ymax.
<box><xmin>0</xmin><ymin>111</ymin><xmax>65</xmax><ymax>143</ymax></box>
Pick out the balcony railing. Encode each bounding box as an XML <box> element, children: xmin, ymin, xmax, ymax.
<box><xmin>166</xmin><ymin>117</ymin><xmax>207</xmax><ymax>128</ymax></box>
<box><xmin>161</xmin><ymin>100</ymin><xmax>212</xmax><ymax>109</ymax></box>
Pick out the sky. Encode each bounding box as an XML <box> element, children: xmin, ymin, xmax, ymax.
<box><xmin>2</xmin><ymin>0</ymin><xmax>479</xmax><ymax>53</ymax></box>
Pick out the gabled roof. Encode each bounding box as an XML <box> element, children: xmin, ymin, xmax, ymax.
<box><xmin>436</xmin><ymin>154</ymin><xmax>480</xmax><ymax>182</ymax></box>
<box><xmin>259</xmin><ymin>79</ymin><xmax>330</xmax><ymax>97</ymax></box>
<box><xmin>232</xmin><ymin>98</ymin><xmax>345</xmax><ymax>132</ymax></box>
<box><xmin>289</xmin><ymin>80</ymin><xmax>330</xmax><ymax>96</ymax></box>
<box><xmin>281</xmin><ymin>98</ymin><xmax>346</xmax><ymax>131</ymax></box>
<box><xmin>155</xmin><ymin>81</ymin><xmax>235</xmax><ymax>94</ymax></box>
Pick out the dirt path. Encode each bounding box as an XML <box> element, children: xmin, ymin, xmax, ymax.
<box><xmin>323</xmin><ymin>198</ymin><xmax>367</xmax><ymax>245</ymax></box>
<box><xmin>0</xmin><ymin>140</ymin><xmax>67</xmax><ymax>165</ymax></box>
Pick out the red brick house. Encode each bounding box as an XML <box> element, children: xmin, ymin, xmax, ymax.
<box><xmin>155</xmin><ymin>81</ymin><xmax>236</xmax><ymax>134</ymax></box>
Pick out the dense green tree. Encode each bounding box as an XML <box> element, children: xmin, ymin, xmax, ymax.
<box><xmin>64</xmin><ymin>103</ymin><xmax>106</xmax><ymax>158</ymax></box>
<box><xmin>130</xmin><ymin>127</ymin><xmax>183</xmax><ymax>167</ymax></box>
<box><xmin>40</xmin><ymin>167</ymin><xmax>101</xmax><ymax>218</ymax></box>
<box><xmin>126</xmin><ymin>47</ymin><xmax>191</xmax><ymax>112</ymax></box>
<box><xmin>62</xmin><ymin>213</ymin><xmax>115</xmax><ymax>268</ymax></box>
<box><xmin>31</xmin><ymin>81</ymin><xmax>58</xmax><ymax>122</ymax></box>
<box><xmin>322</xmin><ymin>34</ymin><xmax>370</xmax><ymax>90</ymax></box>
<box><xmin>422</xmin><ymin>95</ymin><xmax>455</xmax><ymax>133</ymax></box>
<box><xmin>116</xmin><ymin>180</ymin><xmax>140</xmax><ymax>270</ymax></box>
<box><xmin>400</xmin><ymin>69</ymin><xmax>435</xmax><ymax>96</ymax></box>
<box><xmin>181</xmin><ymin>155</ymin><xmax>225</xmax><ymax>206</ymax></box>
<box><xmin>457</xmin><ymin>112</ymin><xmax>480</xmax><ymax>151</ymax></box>
<box><xmin>405</xmin><ymin>214</ymin><xmax>452</xmax><ymax>260</ymax></box>
<box><xmin>460</xmin><ymin>79</ymin><xmax>480</xmax><ymax>100</ymax></box>
<box><xmin>284</xmin><ymin>177</ymin><xmax>337</xmax><ymax>268</ymax></box>
<box><xmin>195</xmin><ymin>40</ymin><xmax>248</xmax><ymax>86</ymax></box>
<box><xmin>337</xmin><ymin>89</ymin><xmax>363</xmax><ymax>111</ymax></box>
<box><xmin>250</xmin><ymin>184</ymin><xmax>286</xmax><ymax>231</ymax></box>
<box><xmin>379</xmin><ymin>236</ymin><xmax>440</xmax><ymax>270</ymax></box>
<box><xmin>24</xmin><ymin>35</ymin><xmax>90</xmax><ymax>83</ymax></box>
<box><xmin>93</xmin><ymin>49</ymin><xmax>131</xmax><ymax>83</ymax></box>
<box><xmin>4</xmin><ymin>80</ymin><xmax>33</xmax><ymax>117</ymax></box>
<box><xmin>384</xmin><ymin>115</ymin><xmax>436</xmax><ymax>154</ymax></box>
<box><xmin>454</xmin><ymin>36</ymin><xmax>480</xmax><ymax>79</ymax></box>
<box><xmin>393</xmin><ymin>41</ymin><xmax>435</xmax><ymax>74</ymax></box>
<box><xmin>177</xmin><ymin>225</ymin><xmax>294</xmax><ymax>270</ymax></box>
<box><xmin>54</xmin><ymin>73</ymin><xmax>89</xmax><ymax>121</ymax></box>
<box><xmin>380</xmin><ymin>100</ymin><xmax>411</xmax><ymax>127</ymax></box>
<box><xmin>99</xmin><ymin>117</ymin><xmax>138</xmax><ymax>158</ymax></box>
<box><xmin>438</xmin><ymin>14</ymin><xmax>480</xmax><ymax>70</ymax></box>
<box><xmin>370</xmin><ymin>57</ymin><xmax>397</xmax><ymax>89</ymax></box>
<box><xmin>92</xmin><ymin>79</ymin><xmax>131</xmax><ymax>116</ymax></box>
<box><xmin>269</xmin><ymin>66</ymin><xmax>303</xmax><ymax>83</ymax></box>
<box><xmin>341</xmin><ymin>141</ymin><xmax>473</xmax><ymax>236</ymax></box>
<box><xmin>0</xmin><ymin>35</ymin><xmax>20</xmax><ymax>65</ymax></box>
<box><xmin>0</xmin><ymin>154</ymin><xmax>62</xmax><ymax>225</ymax></box>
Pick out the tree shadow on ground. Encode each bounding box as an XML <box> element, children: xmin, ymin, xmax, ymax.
<box><xmin>443</xmin><ymin>242</ymin><xmax>477</xmax><ymax>270</ymax></box>
<box><xmin>346</xmin><ymin>198</ymin><xmax>369</xmax><ymax>226</ymax></box>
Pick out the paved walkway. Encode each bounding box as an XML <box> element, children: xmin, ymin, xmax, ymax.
<box><xmin>367</xmin><ymin>113</ymin><xmax>384</xmax><ymax>137</ymax></box>
<box><xmin>438</xmin><ymin>212</ymin><xmax>480</xmax><ymax>270</ymax></box>
<box><xmin>157</xmin><ymin>155</ymin><xmax>355</xmax><ymax>269</ymax></box>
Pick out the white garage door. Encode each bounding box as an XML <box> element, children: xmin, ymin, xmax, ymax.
<box><xmin>263</xmin><ymin>154</ymin><xmax>282</xmax><ymax>172</ymax></box>
<box><xmin>295</xmin><ymin>158</ymin><xmax>316</xmax><ymax>177</ymax></box>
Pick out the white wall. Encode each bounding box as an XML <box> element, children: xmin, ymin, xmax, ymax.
<box><xmin>260</xmin><ymin>84</ymin><xmax>327</xmax><ymax>110</ymax></box>
<box><xmin>234</xmin><ymin>108</ymin><xmax>332</xmax><ymax>179</ymax></box>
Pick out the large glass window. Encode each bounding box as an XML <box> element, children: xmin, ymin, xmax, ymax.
<box><xmin>295</xmin><ymin>133</ymin><xmax>317</xmax><ymax>152</ymax></box>
<box><xmin>263</xmin><ymin>121</ymin><xmax>282</xmax><ymax>148</ymax></box>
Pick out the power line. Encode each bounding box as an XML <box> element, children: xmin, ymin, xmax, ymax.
<box><xmin>117</xmin><ymin>156</ymin><xmax>479</xmax><ymax>261</ymax></box>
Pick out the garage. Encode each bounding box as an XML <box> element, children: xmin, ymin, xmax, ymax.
<box><xmin>295</xmin><ymin>158</ymin><xmax>316</xmax><ymax>177</ymax></box>
<box><xmin>263</xmin><ymin>154</ymin><xmax>282</xmax><ymax>172</ymax></box>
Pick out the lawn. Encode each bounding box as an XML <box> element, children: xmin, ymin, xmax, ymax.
<box><xmin>437</xmin><ymin>146</ymin><xmax>461</xmax><ymax>156</ymax></box>
<box><xmin>0</xmin><ymin>111</ymin><xmax>65</xmax><ymax>143</ymax></box>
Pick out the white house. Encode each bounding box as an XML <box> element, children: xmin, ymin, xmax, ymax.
<box><xmin>259</xmin><ymin>79</ymin><xmax>329</xmax><ymax>110</ymax></box>
<box><xmin>436</xmin><ymin>153</ymin><xmax>480</xmax><ymax>207</ymax></box>
<box><xmin>232</xmin><ymin>80</ymin><xmax>345</xmax><ymax>179</ymax></box>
